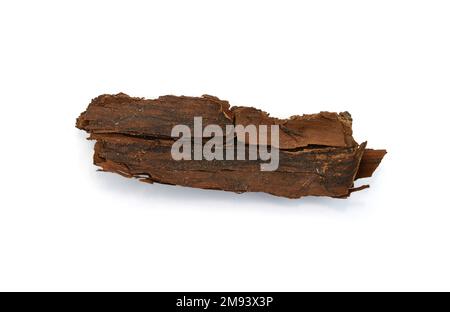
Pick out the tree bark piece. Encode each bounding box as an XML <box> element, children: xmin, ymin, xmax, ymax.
<box><xmin>77</xmin><ymin>93</ymin><xmax>386</xmax><ymax>199</ymax></box>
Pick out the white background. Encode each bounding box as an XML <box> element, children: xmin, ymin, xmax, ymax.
<box><xmin>0</xmin><ymin>0</ymin><xmax>449</xmax><ymax>291</ymax></box>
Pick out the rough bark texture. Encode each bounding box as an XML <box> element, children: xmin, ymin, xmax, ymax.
<box><xmin>76</xmin><ymin>93</ymin><xmax>386</xmax><ymax>198</ymax></box>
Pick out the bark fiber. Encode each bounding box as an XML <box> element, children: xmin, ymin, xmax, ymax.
<box><xmin>77</xmin><ymin>93</ymin><xmax>386</xmax><ymax>198</ymax></box>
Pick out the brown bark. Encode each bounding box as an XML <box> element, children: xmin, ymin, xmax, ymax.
<box><xmin>76</xmin><ymin>93</ymin><xmax>386</xmax><ymax>198</ymax></box>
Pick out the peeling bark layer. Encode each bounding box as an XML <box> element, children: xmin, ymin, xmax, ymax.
<box><xmin>77</xmin><ymin>93</ymin><xmax>386</xmax><ymax>198</ymax></box>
